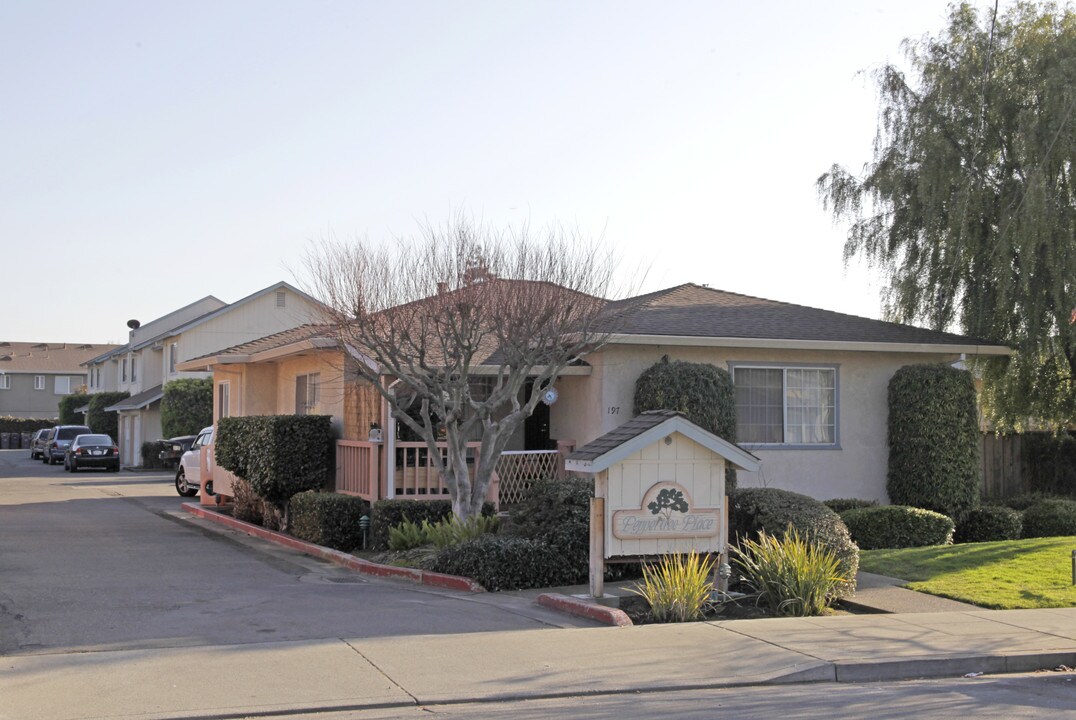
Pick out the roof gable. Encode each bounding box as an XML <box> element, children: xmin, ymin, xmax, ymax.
<box><xmin>565</xmin><ymin>410</ymin><xmax>760</xmax><ymax>473</ymax></box>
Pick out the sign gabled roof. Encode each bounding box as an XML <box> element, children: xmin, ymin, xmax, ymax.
<box><xmin>565</xmin><ymin>410</ymin><xmax>761</xmax><ymax>474</ymax></box>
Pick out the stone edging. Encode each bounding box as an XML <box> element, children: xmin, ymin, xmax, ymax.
<box><xmin>181</xmin><ymin>502</ymin><xmax>485</xmax><ymax>593</ymax></box>
<box><xmin>536</xmin><ymin>592</ymin><xmax>633</xmax><ymax>627</ymax></box>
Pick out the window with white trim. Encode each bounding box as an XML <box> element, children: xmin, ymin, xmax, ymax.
<box><xmin>217</xmin><ymin>381</ymin><xmax>231</xmax><ymax>419</ymax></box>
<box><xmin>131</xmin><ymin>355</ymin><xmax>137</xmax><ymax>382</ymax></box>
<box><xmin>55</xmin><ymin>376</ymin><xmax>71</xmax><ymax>395</ymax></box>
<box><xmin>122</xmin><ymin>358</ymin><xmax>128</xmax><ymax>383</ymax></box>
<box><xmin>34</xmin><ymin>375</ymin><xmax>45</xmax><ymax>391</ymax></box>
<box><xmin>0</xmin><ymin>375</ymin><xmax>9</xmax><ymax>390</ymax></box>
<box><xmin>295</xmin><ymin>373</ymin><xmax>320</xmax><ymax>415</ymax></box>
<box><xmin>733</xmin><ymin>365</ymin><xmax>837</xmax><ymax>446</ymax></box>
<box><xmin>169</xmin><ymin>343</ymin><xmax>178</xmax><ymax>374</ymax></box>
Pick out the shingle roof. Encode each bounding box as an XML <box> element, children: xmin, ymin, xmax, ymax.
<box><xmin>566</xmin><ymin>410</ymin><xmax>682</xmax><ymax>462</ymax></box>
<box><xmin>0</xmin><ymin>342</ymin><xmax>121</xmax><ymax>374</ymax></box>
<box><xmin>603</xmin><ymin>284</ymin><xmax>1001</xmax><ymax>347</ymax></box>
<box><xmin>104</xmin><ymin>385</ymin><xmax>164</xmax><ymax>412</ymax></box>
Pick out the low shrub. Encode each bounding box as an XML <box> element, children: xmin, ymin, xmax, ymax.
<box><xmin>370</xmin><ymin>499</ymin><xmax>495</xmax><ymax>551</ymax></box>
<box><xmin>955</xmin><ymin>506</ymin><xmax>1023</xmax><ymax>543</ymax></box>
<box><xmin>732</xmin><ymin>527</ymin><xmax>848</xmax><ymax>616</ymax></box>
<box><xmin>506</xmin><ymin>477</ymin><xmax>593</xmax><ymax>584</ymax></box>
<box><xmin>630</xmin><ymin>551</ymin><xmax>716</xmax><ymax>623</ymax></box>
<box><xmin>730</xmin><ymin>487</ymin><xmax>858</xmax><ymax>596</ymax></box>
<box><xmin>840</xmin><ymin>505</ymin><xmax>955</xmax><ymax>550</ymax></box>
<box><xmin>431</xmin><ymin>535</ymin><xmax>567</xmax><ymax>591</ymax></box>
<box><xmin>388</xmin><ymin>519</ymin><xmax>428</xmax><ymax>551</ymax></box>
<box><xmin>1021</xmin><ymin>499</ymin><xmax>1076</xmax><ymax>538</ymax></box>
<box><xmin>423</xmin><ymin>514</ymin><xmax>499</xmax><ymax>548</ymax></box>
<box><xmin>232</xmin><ymin>477</ymin><xmax>265</xmax><ymax>526</ymax></box>
<box><xmin>990</xmin><ymin>492</ymin><xmax>1063</xmax><ymax>512</ymax></box>
<box><xmin>289</xmin><ymin>491</ymin><xmax>370</xmax><ymax>551</ymax></box>
<box><xmin>823</xmin><ymin>498</ymin><xmax>878</xmax><ymax>514</ymax></box>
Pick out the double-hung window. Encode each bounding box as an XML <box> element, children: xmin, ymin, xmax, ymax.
<box><xmin>34</xmin><ymin>375</ymin><xmax>45</xmax><ymax>391</ymax></box>
<box><xmin>295</xmin><ymin>373</ymin><xmax>320</xmax><ymax>415</ymax></box>
<box><xmin>0</xmin><ymin>375</ymin><xmax>10</xmax><ymax>390</ymax></box>
<box><xmin>733</xmin><ymin>365</ymin><xmax>837</xmax><ymax>446</ymax></box>
<box><xmin>55</xmin><ymin>376</ymin><xmax>71</xmax><ymax>395</ymax></box>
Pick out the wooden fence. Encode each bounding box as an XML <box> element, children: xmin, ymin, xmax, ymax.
<box><xmin>980</xmin><ymin>433</ymin><xmax>1025</xmax><ymax>499</ymax></box>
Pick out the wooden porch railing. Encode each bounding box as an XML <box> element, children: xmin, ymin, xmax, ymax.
<box><xmin>336</xmin><ymin>440</ymin><xmax>380</xmax><ymax>502</ymax></box>
<box><xmin>391</xmin><ymin>441</ymin><xmax>484</xmax><ymax>499</ymax></box>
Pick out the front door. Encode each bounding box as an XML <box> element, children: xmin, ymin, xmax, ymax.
<box><xmin>524</xmin><ymin>386</ymin><xmax>551</xmax><ymax>450</ymax></box>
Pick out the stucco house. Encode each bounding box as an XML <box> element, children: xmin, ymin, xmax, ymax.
<box><xmin>179</xmin><ymin>282</ymin><xmax>1010</xmax><ymax>504</ymax></box>
<box><xmin>82</xmin><ymin>282</ymin><xmax>324</xmax><ymax>465</ymax></box>
<box><xmin>0</xmin><ymin>342</ymin><xmax>120</xmax><ymax>419</ymax></box>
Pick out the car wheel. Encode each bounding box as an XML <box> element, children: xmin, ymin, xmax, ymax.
<box><xmin>69</xmin><ymin>461</ymin><xmax>78</xmax><ymax>473</ymax></box>
<box><xmin>48</xmin><ymin>455</ymin><xmax>57</xmax><ymax>465</ymax></box>
<box><xmin>175</xmin><ymin>468</ymin><xmax>197</xmax><ymax>497</ymax></box>
<box><xmin>42</xmin><ymin>454</ymin><xmax>49</xmax><ymax>464</ymax></box>
<box><xmin>110</xmin><ymin>464</ymin><xmax>120</xmax><ymax>473</ymax></box>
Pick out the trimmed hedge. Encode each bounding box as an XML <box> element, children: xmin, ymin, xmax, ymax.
<box><xmin>0</xmin><ymin>417</ymin><xmax>56</xmax><ymax>434</ymax></box>
<box><xmin>431</xmin><ymin>535</ymin><xmax>568</xmax><ymax>591</ymax></box>
<box><xmin>505</xmin><ymin>476</ymin><xmax>593</xmax><ymax>584</ymax></box>
<box><xmin>290</xmin><ymin>491</ymin><xmax>370</xmax><ymax>551</ymax></box>
<box><xmin>1021</xmin><ymin>499</ymin><xmax>1076</xmax><ymax>538</ymax></box>
<box><xmin>887</xmin><ymin>364</ymin><xmax>980</xmax><ymax>521</ymax></box>
<box><xmin>824</xmin><ymin>498</ymin><xmax>878</xmax><ymax>514</ymax></box>
<box><xmin>955</xmin><ymin>506</ymin><xmax>1023</xmax><ymax>543</ymax></box>
<box><xmin>87</xmin><ymin>392</ymin><xmax>129</xmax><ymax>440</ymax></box>
<box><xmin>991</xmin><ymin>492</ymin><xmax>1063</xmax><ymax>512</ymax></box>
<box><xmin>59</xmin><ymin>394</ymin><xmax>89</xmax><ymax>425</ymax></box>
<box><xmin>140</xmin><ymin>440</ymin><xmax>170</xmax><ymax>469</ymax></box>
<box><xmin>730</xmin><ymin>487</ymin><xmax>859</xmax><ymax>596</ymax></box>
<box><xmin>370</xmin><ymin>499</ymin><xmax>495</xmax><ymax>551</ymax></box>
<box><xmin>840</xmin><ymin>506</ymin><xmax>955</xmax><ymax>550</ymax></box>
<box><xmin>215</xmin><ymin>414</ymin><xmax>334</xmax><ymax>509</ymax></box>
<box><xmin>161</xmin><ymin>378</ymin><xmax>213</xmax><ymax>438</ymax></box>
<box><xmin>634</xmin><ymin>357</ymin><xmax>738</xmax><ymax>491</ymax></box>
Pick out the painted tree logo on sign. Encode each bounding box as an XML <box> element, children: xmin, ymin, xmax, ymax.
<box><xmin>612</xmin><ymin>482</ymin><xmax>721</xmax><ymax>540</ymax></box>
<box><xmin>647</xmin><ymin>487</ymin><xmax>689</xmax><ymax>521</ymax></box>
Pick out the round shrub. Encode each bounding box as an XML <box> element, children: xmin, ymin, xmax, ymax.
<box><xmin>824</xmin><ymin>498</ymin><xmax>878</xmax><ymax>514</ymax></box>
<box><xmin>887</xmin><ymin>364</ymin><xmax>979</xmax><ymax>521</ymax></box>
<box><xmin>730</xmin><ymin>487</ymin><xmax>858</xmax><ymax>596</ymax></box>
<box><xmin>431</xmin><ymin>535</ymin><xmax>567</xmax><ymax>591</ymax></box>
<box><xmin>840</xmin><ymin>506</ymin><xmax>954</xmax><ymax>550</ymax></box>
<box><xmin>991</xmin><ymin>492</ymin><xmax>1063</xmax><ymax>512</ymax></box>
<box><xmin>634</xmin><ymin>357</ymin><xmax>737</xmax><ymax>491</ymax></box>
<box><xmin>1021</xmin><ymin>499</ymin><xmax>1076</xmax><ymax>538</ymax></box>
<box><xmin>955</xmin><ymin>506</ymin><xmax>1023</xmax><ymax>543</ymax></box>
<box><xmin>506</xmin><ymin>476</ymin><xmax>593</xmax><ymax>584</ymax></box>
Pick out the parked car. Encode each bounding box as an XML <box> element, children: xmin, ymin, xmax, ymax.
<box><xmin>42</xmin><ymin>425</ymin><xmax>91</xmax><ymax>465</ymax></box>
<box><xmin>64</xmin><ymin>434</ymin><xmax>120</xmax><ymax>473</ymax></box>
<box><xmin>158</xmin><ymin>435</ymin><xmax>196</xmax><ymax>468</ymax></box>
<box><xmin>175</xmin><ymin>426</ymin><xmax>214</xmax><ymax>497</ymax></box>
<box><xmin>29</xmin><ymin>429</ymin><xmax>51</xmax><ymax>460</ymax></box>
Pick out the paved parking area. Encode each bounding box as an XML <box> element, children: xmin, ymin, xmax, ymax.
<box><xmin>0</xmin><ymin>449</ymin><xmax>592</xmax><ymax>656</ymax></box>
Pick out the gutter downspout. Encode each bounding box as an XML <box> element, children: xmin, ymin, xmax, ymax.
<box><xmin>384</xmin><ymin>378</ymin><xmax>402</xmax><ymax>500</ymax></box>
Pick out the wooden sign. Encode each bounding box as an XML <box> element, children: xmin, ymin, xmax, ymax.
<box><xmin>612</xmin><ymin>482</ymin><xmax>721</xmax><ymax>540</ymax></box>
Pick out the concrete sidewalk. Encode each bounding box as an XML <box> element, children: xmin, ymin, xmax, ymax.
<box><xmin>4</xmin><ymin>606</ymin><xmax>1074</xmax><ymax>720</ymax></box>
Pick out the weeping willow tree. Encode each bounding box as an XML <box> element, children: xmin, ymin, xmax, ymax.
<box><xmin>818</xmin><ymin>1</ymin><xmax>1076</xmax><ymax>430</ymax></box>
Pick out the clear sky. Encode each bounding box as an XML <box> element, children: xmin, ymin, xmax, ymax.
<box><xmin>2</xmin><ymin>0</ymin><xmax>968</xmax><ymax>344</ymax></box>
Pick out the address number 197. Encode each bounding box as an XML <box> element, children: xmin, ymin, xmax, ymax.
<box><xmin>607</xmin><ymin>406</ymin><xmax>620</xmax><ymax>415</ymax></box>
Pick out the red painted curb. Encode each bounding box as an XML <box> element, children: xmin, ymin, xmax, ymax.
<box><xmin>536</xmin><ymin>592</ymin><xmax>633</xmax><ymax>627</ymax></box>
<box><xmin>182</xmin><ymin>502</ymin><xmax>485</xmax><ymax>593</ymax></box>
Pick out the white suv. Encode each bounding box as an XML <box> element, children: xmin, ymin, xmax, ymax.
<box><xmin>175</xmin><ymin>426</ymin><xmax>214</xmax><ymax>497</ymax></box>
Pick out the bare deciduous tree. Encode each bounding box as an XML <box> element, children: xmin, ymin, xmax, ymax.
<box><xmin>302</xmin><ymin>220</ymin><xmax>623</xmax><ymax>519</ymax></box>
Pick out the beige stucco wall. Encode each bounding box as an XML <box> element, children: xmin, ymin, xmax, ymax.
<box><xmin>553</xmin><ymin>343</ymin><xmax>964</xmax><ymax>504</ymax></box>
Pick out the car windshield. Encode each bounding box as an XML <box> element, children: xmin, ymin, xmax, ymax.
<box><xmin>77</xmin><ymin>435</ymin><xmax>112</xmax><ymax>445</ymax></box>
<box><xmin>57</xmin><ymin>427</ymin><xmax>90</xmax><ymax>441</ymax></box>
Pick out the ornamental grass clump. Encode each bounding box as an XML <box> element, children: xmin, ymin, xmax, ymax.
<box><xmin>422</xmin><ymin>514</ymin><xmax>500</xmax><ymax>548</ymax></box>
<box><xmin>630</xmin><ymin>551</ymin><xmax>716</xmax><ymax>623</ymax></box>
<box><xmin>388</xmin><ymin>519</ymin><xmax>428</xmax><ymax>551</ymax></box>
<box><xmin>732</xmin><ymin>526</ymin><xmax>848</xmax><ymax>617</ymax></box>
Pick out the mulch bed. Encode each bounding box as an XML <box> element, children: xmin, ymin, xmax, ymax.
<box><xmin>617</xmin><ymin>594</ymin><xmax>857</xmax><ymax>624</ymax></box>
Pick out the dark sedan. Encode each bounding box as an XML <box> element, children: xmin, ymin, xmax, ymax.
<box><xmin>157</xmin><ymin>435</ymin><xmax>196</xmax><ymax>468</ymax></box>
<box><xmin>64</xmin><ymin>434</ymin><xmax>120</xmax><ymax>473</ymax></box>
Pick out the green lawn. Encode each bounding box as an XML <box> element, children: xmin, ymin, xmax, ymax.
<box><xmin>858</xmin><ymin>536</ymin><xmax>1076</xmax><ymax>609</ymax></box>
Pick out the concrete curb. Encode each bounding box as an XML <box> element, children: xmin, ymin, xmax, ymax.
<box><xmin>833</xmin><ymin>650</ymin><xmax>1076</xmax><ymax>683</ymax></box>
<box><xmin>181</xmin><ymin>502</ymin><xmax>485</xmax><ymax>593</ymax></box>
<box><xmin>536</xmin><ymin>592</ymin><xmax>633</xmax><ymax>627</ymax></box>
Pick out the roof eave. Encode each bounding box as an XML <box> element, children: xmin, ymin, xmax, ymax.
<box><xmin>606</xmin><ymin>334</ymin><xmax>1012</xmax><ymax>356</ymax></box>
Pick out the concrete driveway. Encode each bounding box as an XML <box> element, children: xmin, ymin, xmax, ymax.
<box><xmin>0</xmin><ymin>449</ymin><xmax>592</xmax><ymax>657</ymax></box>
